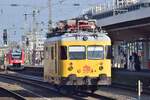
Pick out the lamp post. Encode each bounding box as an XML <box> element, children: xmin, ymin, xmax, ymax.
<box><xmin>48</xmin><ymin>0</ymin><xmax>52</xmax><ymax>33</ymax></box>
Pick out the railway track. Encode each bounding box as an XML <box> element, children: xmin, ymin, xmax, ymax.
<box><xmin>0</xmin><ymin>87</ymin><xmax>26</xmax><ymax>100</ymax></box>
<box><xmin>14</xmin><ymin>67</ymin><xmax>150</xmax><ymax>95</ymax></box>
<box><xmin>12</xmin><ymin>66</ymin><xmax>43</xmax><ymax>77</ymax></box>
<box><xmin>95</xmin><ymin>82</ymin><xmax>150</xmax><ymax>100</ymax></box>
<box><xmin>112</xmin><ymin>82</ymin><xmax>150</xmax><ymax>95</ymax></box>
<box><xmin>76</xmin><ymin>90</ymin><xmax>115</xmax><ymax>100</ymax></box>
<box><xmin>5</xmin><ymin>69</ymin><xmax>139</xmax><ymax>100</ymax></box>
<box><xmin>0</xmin><ymin>73</ymin><xmax>115</xmax><ymax>100</ymax></box>
<box><xmin>24</xmin><ymin>66</ymin><xmax>43</xmax><ymax>73</ymax></box>
<box><xmin>0</xmin><ymin>78</ymin><xmax>53</xmax><ymax>100</ymax></box>
<box><xmin>8</xmin><ymin>68</ymin><xmax>150</xmax><ymax>99</ymax></box>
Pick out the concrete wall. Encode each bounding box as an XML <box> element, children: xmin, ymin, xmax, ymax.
<box><xmin>97</xmin><ymin>7</ymin><xmax>150</xmax><ymax>27</ymax></box>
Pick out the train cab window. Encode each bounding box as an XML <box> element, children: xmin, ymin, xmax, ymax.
<box><xmin>69</xmin><ymin>46</ymin><xmax>85</xmax><ymax>60</ymax></box>
<box><xmin>12</xmin><ymin>49</ymin><xmax>22</xmax><ymax>60</ymax></box>
<box><xmin>87</xmin><ymin>46</ymin><xmax>104</xmax><ymax>59</ymax></box>
<box><xmin>12</xmin><ymin>52</ymin><xmax>22</xmax><ymax>60</ymax></box>
<box><xmin>105</xmin><ymin>46</ymin><xmax>112</xmax><ymax>59</ymax></box>
<box><xmin>60</xmin><ymin>46</ymin><xmax>67</xmax><ymax>60</ymax></box>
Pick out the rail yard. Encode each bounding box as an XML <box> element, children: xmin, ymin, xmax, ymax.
<box><xmin>1</xmin><ymin>0</ymin><xmax>150</xmax><ymax>100</ymax></box>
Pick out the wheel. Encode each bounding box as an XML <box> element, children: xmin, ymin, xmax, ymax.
<box><xmin>90</xmin><ymin>86</ymin><xmax>98</xmax><ymax>93</ymax></box>
<box><xmin>90</xmin><ymin>89</ymin><xmax>96</xmax><ymax>93</ymax></box>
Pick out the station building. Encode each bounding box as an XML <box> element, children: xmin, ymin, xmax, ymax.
<box><xmin>82</xmin><ymin>0</ymin><xmax>150</xmax><ymax>70</ymax></box>
<box><xmin>115</xmin><ymin>0</ymin><xmax>138</xmax><ymax>7</ymax></box>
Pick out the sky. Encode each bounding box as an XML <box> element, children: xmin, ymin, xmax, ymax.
<box><xmin>0</xmin><ymin>0</ymin><xmax>108</xmax><ymax>45</ymax></box>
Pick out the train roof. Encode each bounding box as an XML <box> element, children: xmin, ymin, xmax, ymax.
<box><xmin>45</xmin><ymin>31</ymin><xmax>111</xmax><ymax>44</ymax></box>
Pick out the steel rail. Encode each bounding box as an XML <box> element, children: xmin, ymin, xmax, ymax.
<box><xmin>0</xmin><ymin>73</ymin><xmax>86</xmax><ymax>100</ymax></box>
<box><xmin>76</xmin><ymin>90</ymin><xmax>116</xmax><ymax>100</ymax></box>
<box><xmin>0</xmin><ymin>87</ymin><xmax>26</xmax><ymax>100</ymax></box>
<box><xmin>0</xmin><ymin>73</ymin><xmax>116</xmax><ymax>100</ymax></box>
<box><xmin>112</xmin><ymin>82</ymin><xmax>150</xmax><ymax>95</ymax></box>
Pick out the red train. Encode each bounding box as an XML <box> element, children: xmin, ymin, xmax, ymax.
<box><xmin>6</xmin><ymin>48</ymin><xmax>25</xmax><ymax>70</ymax></box>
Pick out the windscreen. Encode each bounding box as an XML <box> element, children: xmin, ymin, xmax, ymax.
<box><xmin>12</xmin><ymin>49</ymin><xmax>22</xmax><ymax>60</ymax></box>
<box><xmin>87</xmin><ymin>46</ymin><xmax>104</xmax><ymax>59</ymax></box>
<box><xmin>69</xmin><ymin>46</ymin><xmax>85</xmax><ymax>60</ymax></box>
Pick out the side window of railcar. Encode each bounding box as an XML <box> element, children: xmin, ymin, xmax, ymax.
<box><xmin>51</xmin><ymin>47</ymin><xmax>54</xmax><ymax>60</ymax></box>
<box><xmin>60</xmin><ymin>46</ymin><xmax>67</xmax><ymax>60</ymax></box>
<box><xmin>44</xmin><ymin>47</ymin><xmax>49</xmax><ymax>59</ymax></box>
<box><xmin>105</xmin><ymin>46</ymin><xmax>112</xmax><ymax>59</ymax></box>
<box><xmin>87</xmin><ymin>46</ymin><xmax>104</xmax><ymax>59</ymax></box>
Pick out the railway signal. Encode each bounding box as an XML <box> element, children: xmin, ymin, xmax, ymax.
<box><xmin>26</xmin><ymin>37</ymin><xmax>29</xmax><ymax>46</ymax></box>
<box><xmin>3</xmin><ymin>29</ymin><xmax>7</xmax><ymax>45</ymax></box>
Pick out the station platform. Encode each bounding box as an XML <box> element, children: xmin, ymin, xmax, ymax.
<box><xmin>112</xmin><ymin>68</ymin><xmax>150</xmax><ymax>89</ymax></box>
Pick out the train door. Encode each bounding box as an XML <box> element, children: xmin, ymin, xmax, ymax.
<box><xmin>50</xmin><ymin>45</ymin><xmax>55</xmax><ymax>75</ymax></box>
<box><xmin>45</xmin><ymin>45</ymin><xmax>55</xmax><ymax>76</ymax></box>
<box><xmin>44</xmin><ymin>46</ymin><xmax>49</xmax><ymax>80</ymax></box>
<box><xmin>50</xmin><ymin>43</ymin><xmax>59</xmax><ymax>76</ymax></box>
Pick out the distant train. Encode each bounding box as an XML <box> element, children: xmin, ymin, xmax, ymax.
<box><xmin>6</xmin><ymin>48</ymin><xmax>25</xmax><ymax>70</ymax></box>
<box><xmin>44</xmin><ymin>31</ymin><xmax>112</xmax><ymax>92</ymax></box>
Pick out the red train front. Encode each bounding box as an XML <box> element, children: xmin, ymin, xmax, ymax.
<box><xmin>7</xmin><ymin>48</ymin><xmax>25</xmax><ymax>70</ymax></box>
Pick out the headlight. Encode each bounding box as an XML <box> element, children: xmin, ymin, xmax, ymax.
<box><xmin>82</xmin><ymin>36</ymin><xmax>88</xmax><ymax>41</ymax></box>
<box><xmin>68</xmin><ymin>66</ymin><xmax>73</xmax><ymax>71</ymax></box>
<box><xmin>99</xmin><ymin>62</ymin><xmax>103</xmax><ymax>70</ymax></box>
<box><xmin>99</xmin><ymin>66</ymin><xmax>103</xmax><ymax>70</ymax></box>
<box><xmin>77</xmin><ymin>69</ymin><xmax>81</xmax><ymax>73</ymax></box>
<box><xmin>68</xmin><ymin>62</ymin><xmax>73</xmax><ymax>71</ymax></box>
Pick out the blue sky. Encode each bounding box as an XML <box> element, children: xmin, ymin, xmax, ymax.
<box><xmin>0</xmin><ymin>0</ymin><xmax>108</xmax><ymax>44</ymax></box>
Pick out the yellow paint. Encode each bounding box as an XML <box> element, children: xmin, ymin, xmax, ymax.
<box><xmin>44</xmin><ymin>39</ymin><xmax>111</xmax><ymax>80</ymax></box>
<box><xmin>61</xmin><ymin>41</ymin><xmax>111</xmax><ymax>46</ymax></box>
<box><xmin>60</xmin><ymin>60</ymin><xmax>111</xmax><ymax>77</ymax></box>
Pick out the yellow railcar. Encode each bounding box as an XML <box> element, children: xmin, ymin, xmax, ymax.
<box><xmin>44</xmin><ymin>32</ymin><xmax>111</xmax><ymax>87</ymax></box>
